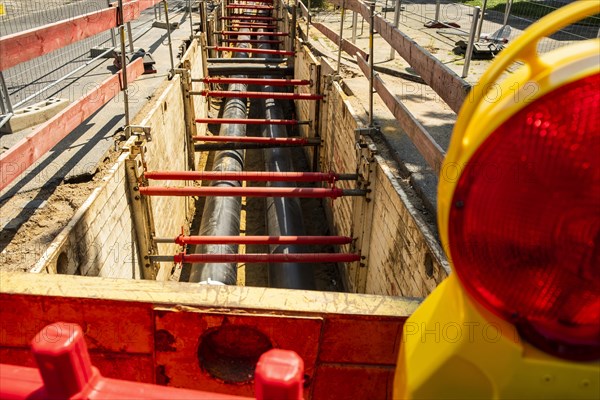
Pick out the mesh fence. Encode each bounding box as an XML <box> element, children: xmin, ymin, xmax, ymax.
<box><xmin>0</xmin><ymin>0</ymin><xmax>195</xmax><ymax>111</ymax></box>
<box><xmin>381</xmin><ymin>0</ymin><xmax>599</xmax><ymax>53</ymax></box>
<box><xmin>0</xmin><ymin>0</ymin><xmax>113</xmax><ymax>108</ymax></box>
<box><xmin>475</xmin><ymin>0</ymin><xmax>599</xmax><ymax>53</ymax></box>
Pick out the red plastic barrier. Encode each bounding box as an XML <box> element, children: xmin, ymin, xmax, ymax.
<box><xmin>0</xmin><ymin>323</ymin><xmax>304</xmax><ymax>400</ymax></box>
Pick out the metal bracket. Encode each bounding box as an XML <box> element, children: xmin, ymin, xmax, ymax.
<box><xmin>355</xmin><ymin>137</ymin><xmax>377</xmax><ymax>201</ymax></box>
<box><xmin>124</xmin><ymin>142</ymin><xmax>159</xmax><ymax>280</ymax></box>
<box><xmin>127</xmin><ymin>125</ymin><xmax>152</xmax><ymax>142</ymax></box>
<box><xmin>174</xmin><ymin>67</ymin><xmax>197</xmax><ymax>171</ymax></box>
<box><xmin>354</xmin><ymin>125</ymin><xmax>379</xmax><ymax>141</ymax></box>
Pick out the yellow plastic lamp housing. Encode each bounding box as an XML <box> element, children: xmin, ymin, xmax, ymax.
<box><xmin>395</xmin><ymin>1</ymin><xmax>600</xmax><ymax>398</ymax></box>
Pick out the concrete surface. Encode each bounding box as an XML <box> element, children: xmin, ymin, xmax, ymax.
<box><xmin>0</xmin><ymin>5</ymin><xmax>197</xmax><ymax>239</ymax></box>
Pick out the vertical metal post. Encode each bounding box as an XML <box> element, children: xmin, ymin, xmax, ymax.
<box><xmin>360</xmin><ymin>14</ymin><xmax>364</xmax><ymax>36</ymax></box>
<box><xmin>108</xmin><ymin>0</ymin><xmax>117</xmax><ymax>47</ymax></box>
<box><xmin>336</xmin><ymin>0</ymin><xmax>346</xmax><ymax>75</ymax></box>
<box><xmin>164</xmin><ymin>0</ymin><xmax>176</xmax><ymax>76</ymax></box>
<box><xmin>368</xmin><ymin>2</ymin><xmax>375</xmax><ymax>127</ymax></box>
<box><xmin>0</xmin><ymin>71</ymin><xmax>13</xmax><ymax>114</ymax></box>
<box><xmin>306</xmin><ymin>0</ymin><xmax>311</xmax><ymax>39</ymax></box>
<box><xmin>279</xmin><ymin>0</ymin><xmax>284</xmax><ymax>30</ymax></box>
<box><xmin>117</xmin><ymin>0</ymin><xmax>130</xmax><ymax>131</ymax></box>
<box><xmin>188</xmin><ymin>0</ymin><xmax>194</xmax><ymax>38</ymax></box>
<box><xmin>176</xmin><ymin>69</ymin><xmax>197</xmax><ymax>171</ymax></box>
<box><xmin>389</xmin><ymin>0</ymin><xmax>401</xmax><ymax>59</ymax></box>
<box><xmin>503</xmin><ymin>0</ymin><xmax>513</xmax><ymax>26</ymax></box>
<box><xmin>291</xmin><ymin>1</ymin><xmax>297</xmax><ymax>53</ymax></box>
<box><xmin>462</xmin><ymin>6</ymin><xmax>480</xmax><ymax>79</ymax></box>
<box><xmin>434</xmin><ymin>0</ymin><xmax>441</xmax><ymax>22</ymax></box>
<box><xmin>125</xmin><ymin>153</ymin><xmax>159</xmax><ymax>280</ymax></box>
<box><xmin>200</xmin><ymin>0</ymin><xmax>207</xmax><ymax>32</ymax></box>
<box><xmin>351</xmin><ymin>12</ymin><xmax>357</xmax><ymax>43</ymax></box>
<box><xmin>475</xmin><ymin>0</ymin><xmax>487</xmax><ymax>41</ymax></box>
<box><xmin>126</xmin><ymin>22</ymin><xmax>135</xmax><ymax>52</ymax></box>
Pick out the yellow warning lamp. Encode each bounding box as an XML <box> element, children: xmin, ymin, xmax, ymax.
<box><xmin>394</xmin><ymin>1</ymin><xmax>600</xmax><ymax>398</ymax></box>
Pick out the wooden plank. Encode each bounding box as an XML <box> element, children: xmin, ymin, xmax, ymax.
<box><xmin>312</xmin><ymin>22</ymin><xmax>368</xmax><ymax>60</ymax></box>
<box><xmin>0</xmin><ymin>58</ymin><xmax>144</xmax><ymax>192</ymax></box>
<box><xmin>0</xmin><ymin>271</ymin><xmax>420</xmax><ymax>318</ymax></box>
<box><xmin>328</xmin><ymin>0</ymin><xmax>469</xmax><ymax>113</ymax></box>
<box><xmin>356</xmin><ymin>55</ymin><xmax>445</xmax><ymax>175</ymax></box>
<box><xmin>154</xmin><ymin>309</ymin><xmax>322</xmax><ymax>396</ymax></box>
<box><xmin>319</xmin><ymin>316</ymin><xmax>405</xmax><ymax>365</ymax></box>
<box><xmin>312</xmin><ymin>364</ymin><xmax>394</xmax><ymax>400</ymax></box>
<box><xmin>0</xmin><ymin>0</ymin><xmax>161</xmax><ymax>71</ymax></box>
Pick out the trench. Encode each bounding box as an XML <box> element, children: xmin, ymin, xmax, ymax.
<box><xmin>181</xmin><ymin>8</ymin><xmax>342</xmax><ymax>291</ymax></box>
<box><xmin>183</xmin><ymin>90</ymin><xmax>342</xmax><ymax>291</ymax></box>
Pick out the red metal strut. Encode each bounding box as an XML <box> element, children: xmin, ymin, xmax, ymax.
<box><xmin>198</xmin><ymin>90</ymin><xmax>323</xmax><ymax>100</ymax></box>
<box><xmin>217</xmin><ymin>31</ymin><xmax>289</xmax><ymax>37</ymax></box>
<box><xmin>212</xmin><ymin>47</ymin><xmax>294</xmax><ymax>56</ymax></box>
<box><xmin>228</xmin><ymin>23</ymin><xmax>278</xmax><ymax>28</ymax></box>
<box><xmin>192</xmin><ymin>136</ymin><xmax>316</xmax><ymax>144</ymax></box>
<box><xmin>167</xmin><ymin>253</ymin><xmax>361</xmax><ymax>264</ymax></box>
<box><xmin>220</xmin><ymin>16</ymin><xmax>279</xmax><ymax>21</ymax></box>
<box><xmin>144</xmin><ymin>171</ymin><xmax>341</xmax><ymax>183</ymax></box>
<box><xmin>139</xmin><ymin>186</ymin><xmax>346</xmax><ymax>198</ymax></box>
<box><xmin>201</xmin><ymin>78</ymin><xmax>310</xmax><ymax>86</ymax></box>
<box><xmin>160</xmin><ymin>235</ymin><xmax>353</xmax><ymax>246</ymax></box>
<box><xmin>222</xmin><ymin>39</ymin><xmax>283</xmax><ymax>45</ymax></box>
<box><xmin>227</xmin><ymin>4</ymin><xmax>273</xmax><ymax>9</ymax></box>
<box><xmin>235</xmin><ymin>0</ymin><xmax>275</xmax><ymax>3</ymax></box>
<box><xmin>194</xmin><ymin>118</ymin><xmax>302</xmax><ymax>126</ymax></box>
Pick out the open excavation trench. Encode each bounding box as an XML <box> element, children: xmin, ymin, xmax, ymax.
<box><xmin>183</xmin><ymin>94</ymin><xmax>342</xmax><ymax>291</ymax></box>
<box><xmin>0</xmin><ymin>0</ymin><xmax>458</xmax><ymax>396</ymax></box>
<box><xmin>16</xmin><ymin>0</ymin><xmax>451</xmax><ymax>300</ymax></box>
<box><xmin>183</xmin><ymin>17</ymin><xmax>341</xmax><ymax>291</ymax></box>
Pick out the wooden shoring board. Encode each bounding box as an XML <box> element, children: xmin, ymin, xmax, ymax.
<box><xmin>0</xmin><ymin>0</ymin><xmax>162</xmax><ymax>71</ymax></box>
<box><xmin>0</xmin><ymin>271</ymin><xmax>419</xmax><ymax>398</ymax></box>
<box><xmin>327</xmin><ymin>0</ymin><xmax>469</xmax><ymax>113</ymax></box>
<box><xmin>0</xmin><ymin>58</ymin><xmax>145</xmax><ymax>192</ymax></box>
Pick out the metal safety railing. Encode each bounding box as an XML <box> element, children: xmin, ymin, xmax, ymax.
<box><xmin>0</xmin><ymin>0</ymin><xmax>200</xmax><ymax>131</ymax></box>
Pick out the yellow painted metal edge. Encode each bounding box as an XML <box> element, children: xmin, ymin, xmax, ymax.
<box><xmin>395</xmin><ymin>275</ymin><xmax>600</xmax><ymax>399</ymax></box>
<box><xmin>439</xmin><ymin>0</ymin><xmax>600</xmax><ymax>257</ymax></box>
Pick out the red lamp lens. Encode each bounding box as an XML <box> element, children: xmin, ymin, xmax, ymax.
<box><xmin>449</xmin><ymin>74</ymin><xmax>600</xmax><ymax>360</ymax></box>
